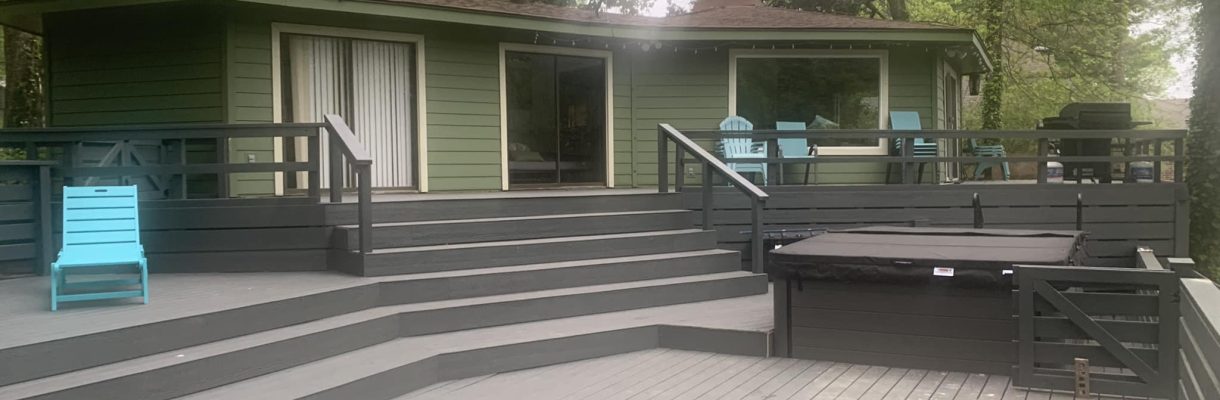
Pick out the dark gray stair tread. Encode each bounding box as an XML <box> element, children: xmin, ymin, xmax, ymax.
<box><xmin>336</xmin><ymin>210</ymin><xmax>692</xmax><ymax>229</ymax></box>
<box><xmin>378</xmin><ymin>249</ymin><xmax>736</xmax><ymax>281</ymax></box>
<box><xmin>175</xmin><ymin>278</ymin><xmax>770</xmax><ymax>400</ymax></box>
<box><xmin>370</xmin><ymin>229</ymin><xmax>710</xmax><ymax>254</ymax></box>
<box><xmin>0</xmin><ymin>271</ymin><xmax>762</xmax><ymax>400</ymax></box>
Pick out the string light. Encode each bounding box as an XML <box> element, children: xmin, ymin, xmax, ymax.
<box><xmin>520</xmin><ymin>32</ymin><xmax>977</xmax><ymax>60</ymax></box>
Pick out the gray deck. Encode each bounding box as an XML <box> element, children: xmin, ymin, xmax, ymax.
<box><xmin>399</xmin><ymin>349</ymin><xmax>1133</xmax><ymax>400</ymax></box>
<box><xmin>0</xmin><ymin>272</ymin><xmax>371</xmax><ymax>350</ymax></box>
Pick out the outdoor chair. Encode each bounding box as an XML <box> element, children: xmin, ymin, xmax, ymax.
<box><xmin>969</xmin><ymin>138</ymin><xmax>1011</xmax><ymax>180</ymax></box>
<box><xmin>719</xmin><ymin>116</ymin><xmax>768</xmax><ymax>185</ymax></box>
<box><xmin>776</xmin><ymin>121</ymin><xmax>817</xmax><ymax>185</ymax></box>
<box><xmin>885</xmin><ymin>111</ymin><xmax>937</xmax><ymax>184</ymax></box>
<box><xmin>51</xmin><ymin>185</ymin><xmax>149</xmax><ymax>311</ymax></box>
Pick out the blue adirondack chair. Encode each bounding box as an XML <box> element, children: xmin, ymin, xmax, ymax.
<box><xmin>776</xmin><ymin>121</ymin><xmax>816</xmax><ymax>185</ymax></box>
<box><xmin>51</xmin><ymin>186</ymin><xmax>148</xmax><ymax>311</ymax></box>
<box><xmin>719</xmin><ymin>116</ymin><xmax>767</xmax><ymax>185</ymax></box>
<box><xmin>969</xmin><ymin>138</ymin><xmax>1011</xmax><ymax>181</ymax></box>
<box><xmin>887</xmin><ymin>111</ymin><xmax>937</xmax><ymax>183</ymax></box>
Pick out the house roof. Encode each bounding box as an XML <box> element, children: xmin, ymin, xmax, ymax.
<box><xmin>386</xmin><ymin>0</ymin><xmax>965</xmax><ymax>31</ymax></box>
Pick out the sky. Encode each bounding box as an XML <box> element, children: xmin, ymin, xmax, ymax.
<box><xmin>636</xmin><ymin>0</ymin><xmax>1195</xmax><ymax>99</ymax></box>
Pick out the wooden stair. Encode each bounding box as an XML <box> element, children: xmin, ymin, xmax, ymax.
<box><xmin>0</xmin><ymin>192</ymin><xmax>769</xmax><ymax>400</ymax></box>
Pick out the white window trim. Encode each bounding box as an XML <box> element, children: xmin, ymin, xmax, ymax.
<box><xmin>728</xmin><ymin>49</ymin><xmax>890</xmax><ymax>156</ymax></box>
<box><xmin>270</xmin><ymin>23</ymin><xmax>431</xmax><ymax>192</ymax></box>
<box><xmin>498</xmin><ymin>43</ymin><xmax>615</xmax><ymax>190</ymax></box>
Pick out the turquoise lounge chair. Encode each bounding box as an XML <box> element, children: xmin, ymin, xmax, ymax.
<box><xmin>970</xmin><ymin>138</ymin><xmax>1011</xmax><ymax>180</ymax></box>
<box><xmin>51</xmin><ymin>185</ymin><xmax>149</xmax><ymax>311</ymax></box>
<box><xmin>776</xmin><ymin>121</ymin><xmax>816</xmax><ymax>185</ymax></box>
<box><xmin>887</xmin><ymin>111</ymin><xmax>937</xmax><ymax>183</ymax></box>
<box><xmin>719</xmin><ymin>116</ymin><xmax>768</xmax><ymax>185</ymax></box>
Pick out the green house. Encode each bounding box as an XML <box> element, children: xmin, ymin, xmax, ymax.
<box><xmin>0</xmin><ymin>0</ymin><xmax>990</xmax><ymax>194</ymax></box>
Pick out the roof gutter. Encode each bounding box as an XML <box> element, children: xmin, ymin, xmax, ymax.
<box><xmin>238</xmin><ymin>0</ymin><xmax>984</xmax><ymax>44</ymax></box>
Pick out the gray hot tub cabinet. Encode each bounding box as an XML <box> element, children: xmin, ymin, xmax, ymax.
<box><xmin>768</xmin><ymin>227</ymin><xmax>1086</xmax><ymax>374</ymax></box>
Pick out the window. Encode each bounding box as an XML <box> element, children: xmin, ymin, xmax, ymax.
<box><xmin>731</xmin><ymin>50</ymin><xmax>889</xmax><ymax>155</ymax></box>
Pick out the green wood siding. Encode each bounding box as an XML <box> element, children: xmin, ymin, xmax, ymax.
<box><xmin>45</xmin><ymin>4</ymin><xmax>225</xmax><ymax>126</ymax></box>
<box><xmin>226</xmin><ymin>11</ymin><xmax>278</xmax><ymax>196</ymax></box>
<box><xmin>207</xmin><ymin>4</ymin><xmax>944</xmax><ymax>191</ymax></box>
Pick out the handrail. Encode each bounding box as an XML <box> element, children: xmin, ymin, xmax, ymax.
<box><xmin>322</xmin><ymin>114</ymin><xmax>374</xmax><ymax>254</ymax></box>
<box><xmin>684</xmin><ymin>128</ymin><xmax>1187</xmax><ymax>184</ymax></box>
<box><xmin>658</xmin><ymin>123</ymin><xmax>769</xmax><ymax>273</ymax></box>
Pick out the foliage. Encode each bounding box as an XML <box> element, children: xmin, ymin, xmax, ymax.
<box><xmin>3</xmin><ymin>27</ymin><xmax>44</xmax><ymax>129</ymax></box>
<box><xmin>1188</xmin><ymin>0</ymin><xmax>1219</xmax><ymax>280</ymax></box>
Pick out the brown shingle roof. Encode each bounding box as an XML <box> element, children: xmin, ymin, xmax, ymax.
<box><xmin>386</xmin><ymin>0</ymin><xmax>964</xmax><ymax>31</ymax></box>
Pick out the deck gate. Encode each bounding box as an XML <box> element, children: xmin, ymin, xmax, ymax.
<box><xmin>1015</xmin><ymin>265</ymin><xmax>1180</xmax><ymax>398</ymax></box>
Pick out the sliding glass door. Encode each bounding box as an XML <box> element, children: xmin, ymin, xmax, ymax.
<box><xmin>505</xmin><ymin>51</ymin><xmax>606</xmax><ymax>187</ymax></box>
<box><xmin>281</xmin><ymin>33</ymin><xmax>417</xmax><ymax>189</ymax></box>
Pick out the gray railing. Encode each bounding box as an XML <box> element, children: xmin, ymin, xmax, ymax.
<box><xmin>681</xmin><ymin>128</ymin><xmax>1187</xmax><ymax>184</ymax></box>
<box><xmin>658</xmin><ymin>123</ymin><xmax>769</xmax><ymax>273</ymax></box>
<box><xmin>0</xmin><ymin>115</ymin><xmax>376</xmax><ymax>254</ymax></box>
<box><xmin>0</xmin><ymin>122</ymin><xmax>325</xmax><ymax>199</ymax></box>
<box><xmin>323</xmin><ymin>114</ymin><xmax>374</xmax><ymax>254</ymax></box>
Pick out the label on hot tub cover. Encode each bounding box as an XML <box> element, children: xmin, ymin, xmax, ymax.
<box><xmin>933</xmin><ymin>267</ymin><xmax>955</xmax><ymax>277</ymax></box>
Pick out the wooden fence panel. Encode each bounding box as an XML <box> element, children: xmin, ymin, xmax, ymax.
<box><xmin>1015</xmin><ymin>265</ymin><xmax>1180</xmax><ymax>398</ymax></box>
<box><xmin>1178</xmin><ymin>277</ymin><xmax>1220</xmax><ymax>400</ymax></box>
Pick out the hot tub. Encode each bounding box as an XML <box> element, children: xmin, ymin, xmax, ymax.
<box><xmin>767</xmin><ymin>226</ymin><xmax>1086</xmax><ymax>374</ymax></box>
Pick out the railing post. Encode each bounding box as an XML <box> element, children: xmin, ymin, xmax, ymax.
<box><xmin>675</xmin><ymin>145</ymin><xmax>685</xmax><ymax>192</ymax></box>
<box><xmin>1168</xmin><ymin>258</ymin><xmax>1197</xmax><ymax>277</ymax></box>
<box><xmin>1174</xmin><ymin>138</ymin><xmax>1184</xmax><ymax>183</ymax></box>
<box><xmin>1037</xmin><ymin>138</ymin><xmax>1049</xmax><ymax>184</ymax></box>
<box><xmin>307</xmin><ymin>132</ymin><xmax>320</xmax><ymax>200</ymax></box>
<box><xmin>657</xmin><ymin>125</ymin><xmax>668</xmax><ymax>193</ymax></box>
<box><xmin>1154</xmin><ymin>139</ymin><xmax>1163</xmax><ymax>183</ymax></box>
<box><xmin>329</xmin><ymin>133</ymin><xmax>344</xmax><ymax>203</ymax></box>
<box><xmin>901</xmin><ymin>137</ymin><xmax>914</xmax><ymax>184</ymax></box>
<box><xmin>38</xmin><ymin>165</ymin><xmax>53</xmax><ymax>276</ymax></box>
<box><xmin>751</xmin><ymin>199</ymin><xmax>764</xmax><ymax>274</ymax></box>
<box><xmin>358</xmin><ymin>164</ymin><xmax>373</xmax><ymax>254</ymax></box>
<box><xmin>702</xmin><ymin>161</ymin><xmax>713</xmax><ymax>230</ymax></box>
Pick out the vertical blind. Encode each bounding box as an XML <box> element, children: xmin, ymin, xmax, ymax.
<box><xmin>286</xmin><ymin>34</ymin><xmax>416</xmax><ymax>189</ymax></box>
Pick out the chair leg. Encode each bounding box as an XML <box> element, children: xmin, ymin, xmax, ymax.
<box><xmin>141</xmin><ymin>259</ymin><xmax>149</xmax><ymax>304</ymax></box>
<box><xmin>803</xmin><ymin>163</ymin><xmax>811</xmax><ymax>185</ymax></box>
<box><xmin>1001</xmin><ymin>162</ymin><xmax>1011</xmax><ymax>181</ymax></box>
<box><xmin>50</xmin><ymin>265</ymin><xmax>57</xmax><ymax>311</ymax></box>
<box><xmin>917</xmin><ymin>163</ymin><xmax>926</xmax><ymax>184</ymax></box>
<box><xmin>761</xmin><ymin>164</ymin><xmax>768</xmax><ymax>186</ymax></box>
<box><xmin>885</xmin><ymin>163</ymin><xmax>894</xmax><ymax>184</ymax></box>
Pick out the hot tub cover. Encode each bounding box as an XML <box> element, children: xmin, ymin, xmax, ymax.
<box><xmin>768</xmin><ymin>226</ymin><xmax>1087</xmax><ymax>287</ymax></box>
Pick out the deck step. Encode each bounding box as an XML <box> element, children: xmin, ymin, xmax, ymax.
<box><xmin>333</xmin><ymin>210</ymin><xmax>696</xmax><ymax>249</ymax></box>
<box><xmin>0</xmin><ymin>272</ymin><xmax>767</xmax><ymax>400</ymax></box>
<box><xmin>175</xmin><ymin>285</ymin><xmax>770</xmax><ymax>400</ymax></box>
<box><xmin>344</xmin><ymin>229</ymin><xmax>720</xmax><ymax>277</ymax></box>
<box><xmin>0</xmin><ymin>251</ymin><xmax>739</xmax><ymax>388</ymax></box>
<box><xmin>325</xmin><ymin>192</ymin><xmax>683</xmax><ymax>225</ymax></box>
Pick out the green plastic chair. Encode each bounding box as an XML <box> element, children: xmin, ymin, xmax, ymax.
<box><xmin>970</xmin><ymin>138</ymin><xmax>1010</xmax><ymax>180</ymax></box>
<box><xmin>776</xmin><ymin>121</ymin><xmax>816</xmax><ymax>185</ymax></box>
<box><xmin>51</xmin><ymin>185</ymin><xmax>148</xmax><ymax>311</ymax></box>
<box><xmin>719</xmin><ymin>116</ymin><xmax>767</xmax><ymax>185</ymax></box>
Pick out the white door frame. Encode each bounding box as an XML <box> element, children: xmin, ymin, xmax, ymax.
<box><xmin>271</xmin><ymin>23</ymin><xmax>431</xmax><ymax>192</ymax></box>
<box><xmin>498</xmin><ymin>43</ymin><xmax>615</xmax><ymax>190</ymax></box>
<box><xmin>728</xmin><ymin>48</ymin><xmax>890</xmax><ymax>156</ymax></box>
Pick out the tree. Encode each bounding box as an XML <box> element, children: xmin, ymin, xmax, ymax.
<box><xmin>1188</xmin><ymin>0</ymin><xmax>1219</xmax><ymax>279</ymax></box>
<box><xmin>2</xmin><ymin>26</ymin><xmax>44</xmax><ymax>129</ymax></box>
<box><xmin>977</xmin><ymin>0</ymin><xmax>1003</xmax><ymax>130</ymax></box>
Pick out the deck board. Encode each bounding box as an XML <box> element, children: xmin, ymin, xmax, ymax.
<box><xmin>399</xmin><ymin>350</ymin><xmax>1072</xmax><ymax>400</ymax></box>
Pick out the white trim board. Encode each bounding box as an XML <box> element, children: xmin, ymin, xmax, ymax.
<box><xmin>270</xmin><ymin>23</ymin><xmax>431</xmax><ymax>192</ymax></box>
<box><xmin>498</xmin><ymin>43</ymin><xmax>615</xmax><ymax>191</ymax></box>
<box><xmin>728</xmin><ymin>48</ymin><xmax>890</xmax><ymax>156</ymax></box>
